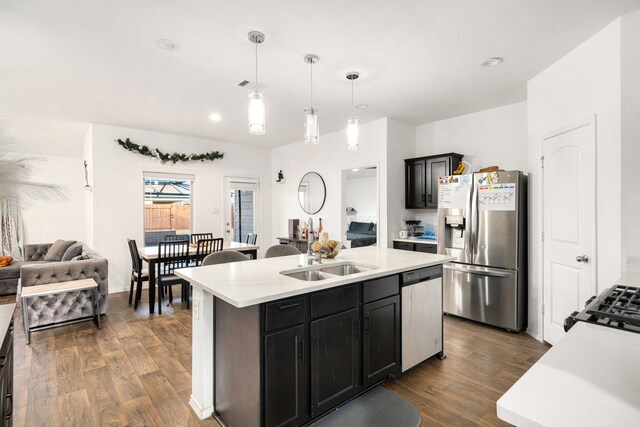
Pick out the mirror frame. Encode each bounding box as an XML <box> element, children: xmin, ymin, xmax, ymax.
<box><xmin>298</xmin><ymin>171</ymin><xmax>326</xmax><ymax>215</ymax></box>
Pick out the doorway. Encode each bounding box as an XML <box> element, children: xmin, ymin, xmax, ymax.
<box><xmin>224</xmin><ymin>178</ymin><xmax>260</xmax><ymax>244</ymax></box>
<box><xmin>342</xmin><ymin>166</ymin><xmax>379</xmax><ymax>248</ymax></box>
<box><xmin>542</xmin><ymin>117</ymin><xmax>596</xmax><ymax>345</ymax></box>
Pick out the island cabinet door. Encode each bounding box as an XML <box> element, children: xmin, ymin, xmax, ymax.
<box><xmin>362</xmin><ymin>295</ymin><xmax>400</xmax><ymax>388</ymax></box>
<box><xmin>264</xmin><ymin>324</ymin><xmax>308</xmax><ymax>427</ymax></box>
<box><xmin>310</xmin><ymin>308</ymin><xmax>360</xmax><ymax>418</ymax></box>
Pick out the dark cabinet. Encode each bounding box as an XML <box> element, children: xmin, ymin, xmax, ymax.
<box><xmin>264</xmin><ymin>324</ymin><xmax>308</xmax><ymax>427</ymax></box>
<box><xmin>310</xmin><ymin>308</ymin><xmax>360</xmax><ymax>417</ymax></box>
<box><xmin>406</xmin><ymin>159</ymin><xmax>427</xmax><ymax>208</ymax></box>
<box><xmin>393</xmin><ymin>240</ymin><xmax>437</xmax><ymax>254</ymax></box>
<box><xmin>405</xmin><ymin>153</ymin><xmax>463</xmax><ymax>209</ymax></box>
<box><xmin>362</xmin><ymin>296</ymin><xmax>400</xmax><ymax>388</ymax></box>
<box><xmin>0</xmin><ymin>307</ymin><xmax>14</xmax><ymax>427</ymax></box>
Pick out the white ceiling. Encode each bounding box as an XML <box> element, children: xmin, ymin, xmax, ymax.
<box><xmin>1</xmin><ymin>0</ymin><xmax>639</xmax><ymax>149</ymax></box>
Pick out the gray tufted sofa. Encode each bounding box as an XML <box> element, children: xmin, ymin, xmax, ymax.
<box><xmin>18</xmin><ymin>243</ymin><xmax>108</xmax><ymax>328</ymax></box>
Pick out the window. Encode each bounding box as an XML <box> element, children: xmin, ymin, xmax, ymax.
<box><xmin>143</xmin><ymin>172</ymin><xmax>194</xmax><ymax>246</ymax></box>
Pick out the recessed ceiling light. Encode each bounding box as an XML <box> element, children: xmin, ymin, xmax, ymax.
<box><xmin>351</xmin><ymin>168</ymin><xmax>360</xmax><ymax>172</ymax></box>
<box><xmin>209</xmin><ymin>113</ymin><xmax>222</xmax><ymax>122</ymax></box>
<box><xmin>156</xmin><ymin>39</ymin><xmax>177</xmax><ymax>51</ymax></box>
<box><xmin>355</xmin><ymin>104</ymin><xmax>368</xmax><ymax>110</ymax></box>
<box><xmin>480</xmin><ymin>57</ymin><xmax>503</xmax><ymax>67</ymax></box>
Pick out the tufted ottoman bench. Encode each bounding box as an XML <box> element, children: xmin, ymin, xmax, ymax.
<box><xmin>20</xmin><ymin>278</ymin><xmax>101</xmax><ymax>344</ymax></box>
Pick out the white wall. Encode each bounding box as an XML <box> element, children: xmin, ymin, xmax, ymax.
<box><xmin>386</xmin><ymin>119</ymin><xmax>416</xmax><ymax>244</ymax></box>
<box><xmin>20</xmin><ymin>155</ymin><xmax>85</xmax><ymax>244</ymax></box>
<box><xmin>271</xmin><ymin>118</ymin><xmax>388</xmax><ymax>247</ymax></box>
<box><xmin>87</xmin><ymin>124</ymin><xmax>272</xmax><ymax>293</ymax></box>
<box><xmin>527</xmin><ymin>18</ymin><xmax>622</xmax><ymax>340</ymax></box>
<box><xmin>621</xmin><ymin>10</ymin><xmax>640</xmax><ymax>271</ymax></box>
<box><xmin>412</xmin><ymin>101</ymin><xmax>528</xmax><ymax>234</ymax></box>
<box><xmin>346</xmin><ymin>174</ymin><xmax>377</xmax><ymax>222</ymax></box>
<box><xmin>3</xmin><ymin>125</ymin><xmax>86</xmax><ymax>245</ymax></box>
<box><xmin>415</xmin><ymin>102</ymin><xmax>528</xmax><ymax>172</ymax></box>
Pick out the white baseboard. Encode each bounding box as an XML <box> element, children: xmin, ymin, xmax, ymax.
<box><xmin>526</xmin><ymin>328</ymin><xmax>543</xmax><ymax>342</ymax></box>
<box><xmin>189</xmin><ymin>395</ymin><xmax>213</xmax><ymax>420</ymax></box>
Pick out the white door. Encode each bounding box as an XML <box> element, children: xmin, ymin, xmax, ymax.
<box><xmin>224</xmin><ymin>178</ymin><xmax>260</xmax><ymax>244</ymax></box>
<box><xmin>542</xmin><ymin>118</ymin><xmax>596</xmax><ymax>345</ymax></box>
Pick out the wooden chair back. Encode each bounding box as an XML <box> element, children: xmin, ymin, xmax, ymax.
<box><xmin>127</xmin><ymin>238</ymin><xmax>143</xmax><ymax>273</ymax></box>
<box><xmin>157</xmin><ymin>241</ymin><xmax>190</xmax><ymax>277</ymax></box>
<box><xmin>165</xmin><ymin>234</ymin><xmax>189</xmax><ymax>242</ymax></box>
<box><xmin>191</xmin><ymin>233</ymin><xmax>214</xmax><ymax>244</ymax></box>
<box><xmin>195</xmin><ymin>238</ymin><xmax>224</xmax><ymax>266</ymax></box>
<box><xmin>246</xmin><ymin>233</ymin><xmax>258</xmax><ymax>245</ymax></box>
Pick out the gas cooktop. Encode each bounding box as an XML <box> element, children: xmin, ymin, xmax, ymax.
<box><xmin>565</xmin><ymin>285</ymin><xmax>640</xmax><ymax>334</ymax></box>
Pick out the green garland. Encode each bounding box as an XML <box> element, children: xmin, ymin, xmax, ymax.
<box><xmin>115</xmin><ymin>138</ymin><xmax>224</xmax><ymax>164</ymax></box>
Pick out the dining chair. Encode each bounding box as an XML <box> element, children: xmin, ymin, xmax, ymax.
<box><xmin>191</xmin><ymin>233</ymin><xmax>214</xmax><ymax>244</ymax></box>
<box><xmin>202</xmin><ymin>251</ymin><xmax>249</xmax><ymax>266</ymax></box>
<box><xmin>194</xmin><ymin>238</ymin><xmax>224</xmax><ymax>266</ymax></box>
<box><xmin>127</xmin><ymin>238</ymin><xmax>149</xmax><ymax>309</ymax></box>
<box><xmin>246</xmin><ymin>233</ymin><xmax>258</xmax><ymax>245</ymax></box>
<box><xmin>165</xmin><ymin>234</ymin><xmax>189</xmax><ymax>242</ymax></box>
<box><xmin>156</xmin><ymin>241</ymin><xmax>190</xmax><ymax>314</ymax></box>
<box><xmin>265</xmin><ymin>245</ymin><xmax>301</xmax><ymax>258</ymax></box>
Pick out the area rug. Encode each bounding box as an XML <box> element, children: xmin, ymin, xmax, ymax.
<box><xmin>311</xmin><ymin>386</ymin><xmax>422</xmax><ymax>427</ymax></box>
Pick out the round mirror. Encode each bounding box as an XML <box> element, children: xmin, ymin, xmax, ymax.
<box><xmin>298</xmin><ymin>172</ymin><xmax>326</xmax><ymax>214</ymax></box>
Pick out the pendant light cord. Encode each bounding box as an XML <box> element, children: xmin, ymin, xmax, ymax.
<box><xmin>255</xmin><ymin>41</ymin><xmax>258</xmax><ymax>90</ymax></box>
<box><xmin>351</xmin><ymin>78</ymin><xmax>354</xmax><ymax>118</ymax></box>
<box><xmin>310</xmin><ymin>61</ymin><xmax>313</xmax><ymax>108</ymax></box>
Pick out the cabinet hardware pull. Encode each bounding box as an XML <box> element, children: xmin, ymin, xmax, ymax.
<box><xmin>354</xmin><ymin>319</ymin><xmax>359</xmax><ymax>338</ymax></box>
<box><xmin>5</xmin><ymin>393</ymin><xmax>11</xmax><ymax>418</ymax></box>
<box><xmin>0</xmin><ymin>356</ymin><xmax>5</xmax><ymax>367</ymax></box>
<box><xmin>363</xmin><ymin>317</ymin><xmax>369</xmax><ymax>333</ymax></box>
<box><xmin>279</xmin><ymin>303</ymin><xmax>301</xmax><ymax>310</ymax></box>
<box><xmin>297</xmin><ymin>336</ymin><xmax>304</xmax><ymax>362</ymax></box>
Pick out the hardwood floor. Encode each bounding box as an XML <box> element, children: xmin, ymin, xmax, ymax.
<box><xmin>1</xmin><ymin>291</ymin><xmax>548</xmax><ymax>427</ymax></box>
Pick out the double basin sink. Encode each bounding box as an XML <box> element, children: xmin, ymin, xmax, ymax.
<box><xmin>281</xmin><ymin>262</ymin><xmax>376</xmax><ymax>281</ymax></box>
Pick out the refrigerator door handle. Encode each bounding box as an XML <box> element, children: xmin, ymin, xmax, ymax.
<box><xmin>444</xmin><ymin>263</ymin><xmax>514</xmax><ymax>278</ymax></box>
<box><xmin>464</xmin><ymin>180</ymin><xmax>473</xmax><ymax>260</ymax></box>
<box><xmin>470</xmin><ymin>179</ymin><xmax>479</xmax><ymax>257</ymax></box>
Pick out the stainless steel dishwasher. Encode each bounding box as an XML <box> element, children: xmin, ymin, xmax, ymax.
<box><xmin>401</xmin><ymin>265</ymin><xmax>444</xmax><ymax>372</ymax></box>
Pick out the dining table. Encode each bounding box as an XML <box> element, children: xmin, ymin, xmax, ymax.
<box><xmin>138</xmin><ymin>241</ymin><xmax>259</xmax><ymax>314</ymax></box>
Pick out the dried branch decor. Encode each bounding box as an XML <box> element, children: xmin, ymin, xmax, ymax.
<box><xmin>116</xmin><ymin>138</ymin><xmax>224</xmax><ymax>164</ymax></box>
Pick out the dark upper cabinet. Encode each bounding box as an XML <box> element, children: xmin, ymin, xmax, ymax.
<box><xmin>406</xmin><ymin>159</ymin><xmax>427</xmax><ymax>208</ymax></box>
<box><xmin>310</xmin><ymin>308</ymin><xmax>360</xmax><ymax>417</ymax></box>
<box><xmin>362</xmin><ymin>295</ymin><xmax>400</xmax><ymax>388</ymax></box>
<box><xmin>405</xmin><ymin>153</ymin><xmax>463</xmax><ymax>209</ymax></box>
<box><xmin>264</xmin><ymin>324</ymin><xmax>308</xmax><ymax>427</ymax></box>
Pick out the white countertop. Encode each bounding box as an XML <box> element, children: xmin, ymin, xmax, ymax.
<box><xmin>497</xmin><ymin>321</ymin><xmax>640</xmax><ymax>427</ymax></box>
<box><xmin>175</xmin><ymin>246</ymin><xmax>453</xmax><ymax>307</ymax></box>
<box><xmin>393</xmin><ymin>237</ymin><xmax>438</xmax><ymax>245</ymax></box>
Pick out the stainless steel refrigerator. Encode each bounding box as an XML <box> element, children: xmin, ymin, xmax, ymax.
<box><xmin>437</xmin><ymin>170</ymin><xmax>527</xmax><ymax>331</ymax></box>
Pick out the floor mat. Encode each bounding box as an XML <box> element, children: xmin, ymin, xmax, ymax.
<box><xmin>311</xmin><ymin>386</ymin><xmax>422</xmax><ymax>427</ymax></box>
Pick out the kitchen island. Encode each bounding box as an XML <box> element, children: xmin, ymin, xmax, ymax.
<box><xmin>176</xmin><ymin>246</ymin><xmax>454</xmax><ymax>426</ymax></box>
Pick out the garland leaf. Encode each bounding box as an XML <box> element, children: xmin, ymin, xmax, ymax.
<box><xmin>115</xmin><ymin>138</ymin><xmax>224</xmax><ymax>164</ymax></box>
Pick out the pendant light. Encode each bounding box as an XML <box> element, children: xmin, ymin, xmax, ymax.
<box><xmin>248</xmin><ymin>31</ymin><xmax>265</xmax><ymax>135</ymax></box>
<box><xmin>346</xmin><ymin>71</ymin><xmax>360</xmax><ymax>151</ymax></box>
<box><xmin>304</xmin><ymin>54</ymin><xmax>320</xmax><ymax>145</ymax></box>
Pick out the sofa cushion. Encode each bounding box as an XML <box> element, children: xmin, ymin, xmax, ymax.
<box><xmin>44</xmin><ymin>239</ymin><xmax>77</xmax><ymax>262</ymax></box>
<box><xmin>0</xmin><ymin>261</ymin><xmax>23</xmax><ymax>280</ymax></box>
<box><xmin>61</xmin><ymin>242</ymin><xmax>83</xmax><ymax>262</ymax></box>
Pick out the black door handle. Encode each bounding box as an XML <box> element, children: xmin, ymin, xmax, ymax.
<box><xmin>5</xmin><ymin>393</ymin><xmax>12</xmax><ymax>419</ymax></box>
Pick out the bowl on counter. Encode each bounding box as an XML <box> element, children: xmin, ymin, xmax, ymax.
<box><xmin>311</xmin><ymin>240</ymin><xmax>343</xmax><ymax>259</ymax></box>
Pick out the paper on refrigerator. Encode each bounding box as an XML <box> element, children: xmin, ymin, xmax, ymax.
<box><xmin>438</xmin><ymin>175</ymin><xmax>471</xmax><ymax>209</ymax></box>
<box><xmin>478</xmin><ymin>183</ymin><xmax>516</xmax><ymax>211</ymax></box>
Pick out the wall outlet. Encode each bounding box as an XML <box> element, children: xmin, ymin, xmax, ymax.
<box><xmin>193</xmin><ymin>298</ymin><xmax>200</xmax><ymax>320</ymax></box>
